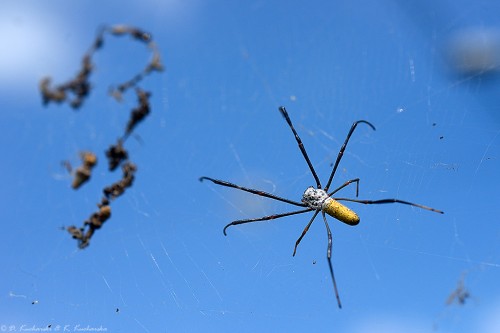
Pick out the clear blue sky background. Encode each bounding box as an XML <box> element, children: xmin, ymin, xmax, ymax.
<box><xmin>1</xmin><ymin>1</ymin><xmax>499</xmax><ymax>332</ymax></box>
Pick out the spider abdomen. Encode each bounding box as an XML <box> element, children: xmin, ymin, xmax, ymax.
<box><xmin>323</xmin><ymin>198</ymin><xmax>360</xmax><ymax>226</ymax></box>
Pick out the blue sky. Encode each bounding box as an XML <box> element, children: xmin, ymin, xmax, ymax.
<box><xmin>1</xmin><ymin>1</ymin><xmax>499</xmax><ymax>332</ymax></box>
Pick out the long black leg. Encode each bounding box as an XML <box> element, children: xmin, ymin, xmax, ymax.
<box><xmin>322</xmin><ymin>211</ymin><xmax>342</xmax><ymax>309</ymax></box>
<box><xmin>333</xmin><ymin>197</ymin><xmax>444</xmax><ymax>214</ymax></box>
<box><xmin>292</xmin><ymin>209</ymin><xmax>320</xmax><ymax>256</ymax></box>
<box><xmin>279</xmin><ymin>106</ymin><xmax>322</xmax><ymax>189</ymax></box>
<box><xmin>223</xmin><ymin>208</ymin><xmax>313</xmax><ymax>236</ymax></box>
<box><xmin>328</xmin><ymin>178</ymin><xmax>360</xmax><ymax>197</ymax></box>
<box><xmin>324</xmin><ymin>120</ymin><xmax>376</xmax><ymax>191</ymax></box>
<box><xmin>200</xmin><ymin>176</ymin><xmax>306</xmax><ymax>207</ymax></box>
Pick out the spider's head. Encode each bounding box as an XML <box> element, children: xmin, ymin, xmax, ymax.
<box><xmin>302</xmin><ymin>186</ymin><xmax>329</xmax><ymax>210</ymax></box>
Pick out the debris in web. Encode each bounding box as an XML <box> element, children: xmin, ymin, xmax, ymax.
<box><xmin>63</xmin><ymin>151</ymin><xmax>98</xmax><ymax>189</ymax></box>
<box><xmin>446</xmin><ymin>272</ymin><xmax>470</xmax><ymax>306</ymax></box>
<box><xmin>433</xmin><ymin>271</ymin><xmax>473</xmax><ymax>330</ymax></box>
<box><xmin>68</xmin><ymin>198</ymin><xmax>111</xmax><ymax>249</ymax></box>
<box><xmin>103</xmin><ymin>162</ymin><xmax>137</xmax><ymax>200</ymax></box>
<box><xmin>105</xmin><ymin>139</ymin><xmax>129</xmax><ymax>171</ymax></box>
<box><xmin>41</xmin><ymin>24</ymin><xmax>163</xmax><ymax>248</ymax></box>
<box><xmin>39</xmin><ymin>54</ymin><xmax>93</xmax><ymax>109</ymax></box>
<box><xmin>123</xmin><ymin>88</ymin><xmax>151</xmax><ymax>139</ymax></box>
<box><xmin>39</xmin><ymin>24</ymin><xmax>164</xmax><ymax>109</ymax></box>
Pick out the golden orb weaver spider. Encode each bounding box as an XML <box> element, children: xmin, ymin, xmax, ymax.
<box><xmin>200</xmin><ymin>106</ymin><xmax>443</xmax><ymax>308</ymax></box>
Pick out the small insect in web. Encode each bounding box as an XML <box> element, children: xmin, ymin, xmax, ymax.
<box><xmin>446</xmin><ymin>272</ymin><xmax>470</xmax><ymax>306</ymax></box>
<box><xmin>200</xmin><ymin>106</ymin><xmax>444</xmax><ymax>309</ymax></box>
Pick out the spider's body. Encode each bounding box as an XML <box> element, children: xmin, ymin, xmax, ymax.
<box><xmin>302</xmin><ymin>187</ymin><xmax>360</xmax><ymax>226</ymax></box>
<box><xmin>200</xmin><ymin>106</ymin><xmax>443</xmax><ymax>309</ymax></box>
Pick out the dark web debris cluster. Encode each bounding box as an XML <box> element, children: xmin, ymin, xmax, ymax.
<box><xmin>64</xmin><ymin>89</ymin><xmax>150</xmax><ymax>248</ymax></box>
<box><xmin>68</xmin><ymin>160</ymin><xmax>137</xmax><ymax>249</ymax></box>
<box><xmin>40</xmin><ymin>24</ymin><xmax>161</xmax><ymax>249</ymax></box>
<box><xmin>40</xmin><ymin>24</ymin><xmax>163</xmax><ymax>109</ymax></box>
<box><xmin>63</xmin><ymin>151</ymin><xmax>97</xmax><ymax>189</ymax></box>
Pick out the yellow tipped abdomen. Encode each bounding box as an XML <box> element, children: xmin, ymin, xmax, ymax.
<box><xmin>323</xmin><ymin>199</ymin><xmax>360</xmax><ymax>225</ymax></box>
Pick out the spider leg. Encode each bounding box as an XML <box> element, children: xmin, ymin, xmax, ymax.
<box><xmin>200</xmin><ymin>176</ymin><xmax>306</xmax><ymax>207</ymax></box>
<box><xmin>322</xmin><ymin>211</ymin><xmax>342</xmax><ymax>309</ymax></box>
<box><xmin>279</xmin><ymin>106</ymin><xmax>322</xmax><ymax>189</ymax></box>
<box><xmin>293</xmin><ymin>209</ymin><xmax>320</xmax><ymax>256</ymax></box>
<box><xmin>334</xmin><ymin>197</ymin><xmax>444</xmax><ymax>214</ymax></box>
<box><xmin>223</xmin><ymin>208</ymin><xmax>313</xmax><ymax>236</ymax></box>
<box><xmin>324</xmin><ymin>120</ymin><xmax>375</xmax><ymax>192</ymax></box>
<box><xmin>328</xmin><ymin>178</ymin><xmax>360</xmax><ymax>197</ymax></box>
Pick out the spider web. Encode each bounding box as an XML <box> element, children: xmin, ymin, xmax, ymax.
<box><xmin>1</xmin><ymin>1</ymin><xmax>500</xmax><ymax>333</ymax></box>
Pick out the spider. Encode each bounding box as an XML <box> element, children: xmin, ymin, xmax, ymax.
<box><xmin>200</xmin><ymin>106</ymin><xmax>444</xmax><ymax>308</ymax></box>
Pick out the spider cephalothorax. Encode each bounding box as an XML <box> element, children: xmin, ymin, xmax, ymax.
<box><xmin>302</xmin><ymin>187</ymin><xmax>329</xmax><ymax>209</ymax></box>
